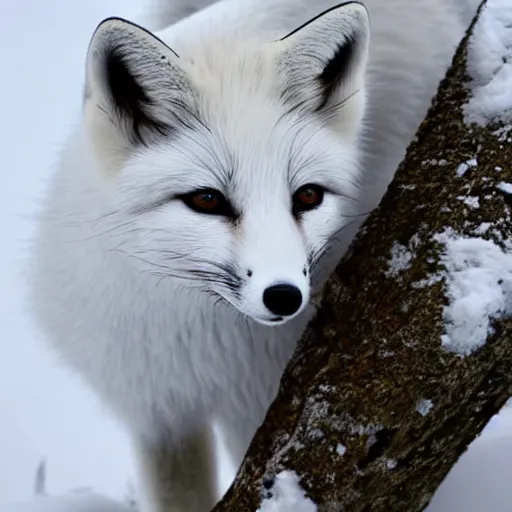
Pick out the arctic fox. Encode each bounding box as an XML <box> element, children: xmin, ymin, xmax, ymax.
<box><xmin>29</xmin><ymin>0</ymin><xmax>477</xmax><ymax>510</ymax></box>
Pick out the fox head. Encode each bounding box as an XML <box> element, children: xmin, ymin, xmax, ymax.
<box><xmin>83</xmin><ymin>3</ymin><xmax>370</xmax><ymax>325</ymax></box>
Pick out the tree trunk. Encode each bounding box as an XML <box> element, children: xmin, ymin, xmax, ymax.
<box><xmin>212</xmin><ymin>2</ymin><xmax>512</xmax><ymax>511</ymax></box>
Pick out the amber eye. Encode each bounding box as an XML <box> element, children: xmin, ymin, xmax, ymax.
<box><xmin>191</xmin><ymin>191</ymin><xmax>219</xmax><ymax>210</ymax></box>
<box><xmin>182</xmin><ymin>188</ymin><xmax>235</xmax><ymax>218</ymax></box>
<box><xmin>292</xmin><ymin>184</ymin><xmax>325</xmax><ymax>215</ymax></box>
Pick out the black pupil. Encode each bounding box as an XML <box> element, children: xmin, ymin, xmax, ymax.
<box><xmin>302</xmin><ymin>189</ymin><xmax>315</xmax><ymax>200</ymax></box>
<box><xmin>201</xmin><ymin>193</ymin><xmax>215</xmax><ymax>202</ymax></box>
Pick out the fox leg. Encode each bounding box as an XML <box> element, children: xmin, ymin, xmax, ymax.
<box><xmin>134</xmin><ymin>422</ymin><xmax>217</xmax><ymax>512</ymax></box>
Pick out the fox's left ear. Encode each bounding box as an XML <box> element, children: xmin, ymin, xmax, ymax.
<box><xmin>271</xmin><ymin>2</ymin><xmax>370</xmax><ymax>130</ymax></box>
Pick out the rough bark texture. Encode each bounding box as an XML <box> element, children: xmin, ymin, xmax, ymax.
<box><xmin>213</xmin><ymin>3</ymin><xmax>512</xmax><ymax>511</ymax></box>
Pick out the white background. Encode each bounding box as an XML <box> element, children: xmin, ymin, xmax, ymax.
<box><xmin>0</xmin><ymin>0</ymin><xmax>140</xmax><ymax>502</ymax></box>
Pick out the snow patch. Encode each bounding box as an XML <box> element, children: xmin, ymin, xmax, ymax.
<box><xmin>385</xmin><ymin>241</ymin><xmax>415</xmax><ymax>277</ymax></box>
<box><xmin>257</xmin><ymin>471</ymin><xmax>317</xmax><ymax>512</ymax></box>
<box><xmin>456</xmin><ymin>158</ymin><xmax>478</xmax><ymax>177</ymax></box>
<box><xmin>309</xmin><ymin>428</ymin><xmax>324</xmax><ymax>440</ymax></box>
<box><xmin>411</xmin><ymin>275</ymin><xmax>444</xmax><ymax>289</ymax></box>
<box><xmin>498</xmin><ymin>182</ymin><xmax>512</xmax><ymax>194</ymax></box>
<box><xmin>435</xmin><ymin>229</ymin><xmax>512</xmax><ymax>355</ymax></box>
<box><xmin>457</xmin><ymin>196</ymin><xmax>480</xmax><ymax>209</ymax></box>
<box><xmin>416</xmin><ymin>398</ymin><xmax>434</xmax><ymax>416</ymax></box>
<box><xmin>336</xmin><ymin>444</ymin><xmax>347</xmax><ymax>457</ymax></box>
<box><xmin>473</xmin><ymin>222</ymin><xmax>492</xmax><ymax>235</ymax></box>
<box><xmin>464</xmin><ymin>0</ymin><xmax>512</xmax><ymax>125</ymax></box>
<box><xmin>422</xmin><ymin>158</ymin><xmax>448</xmax><ymax>166</ymax></box>
<box><xmin>493</xmin><ymin>125</ymin><xmax>512</xmax><ymax>142</ymax></box>
<box><xmin>385</xmin><ymin>459</ymin><xmax>397</xmax><ymax>470</ymax></box>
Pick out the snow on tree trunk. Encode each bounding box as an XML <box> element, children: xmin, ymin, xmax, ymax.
<box><xmin>212</xmin><ymin>2</ymin><xmax>512</xmax><ymax>511</ymax></box>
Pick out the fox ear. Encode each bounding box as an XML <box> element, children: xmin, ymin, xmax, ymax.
<box><xmin>273</xmin><ymin>2</ymin><xmax>370</xmax><ymax>124</ymax></box>
<box><xmin>84</xmin><ymin>17</ymin><xmax>197</xmax><ymax>167</ymax></box>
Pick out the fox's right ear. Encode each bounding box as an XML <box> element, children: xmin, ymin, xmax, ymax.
<box><xmin>84</xmin><ymin>17</ymin><xmax>197</xmax><ymax>169</ymax></box>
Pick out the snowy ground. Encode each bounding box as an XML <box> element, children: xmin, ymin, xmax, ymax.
<box><xmin>0</xmin><ymin>0</ymin><xmax>511</xmax><ymax>511</ymax></box>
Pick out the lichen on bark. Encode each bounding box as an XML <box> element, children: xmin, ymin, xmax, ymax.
<box><xmin>212</xmin><ymin>3</ymin><xmax>512</xmax><ymax>511</ymax></box>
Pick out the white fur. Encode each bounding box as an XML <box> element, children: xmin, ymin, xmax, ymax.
<box><xmin>29</xmin><ymin>1</ymin><xmax>476</xmax><ymax>511</ymax></box>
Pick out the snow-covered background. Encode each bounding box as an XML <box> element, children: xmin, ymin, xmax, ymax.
<box><xmin>0</xmin><ymin>0</ymin><xmax>140</xmax><ymax>504</ymax></box>
<box><xmin>0</xmin><ymin>0</ymin><xmax>511</xmax><ymax>510</ymax></box>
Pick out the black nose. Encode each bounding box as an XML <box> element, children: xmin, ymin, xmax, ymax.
<box><xmin>263</xmin><ymin>284</ymin><xmax>303</xmax><ymax>316</ymax></box>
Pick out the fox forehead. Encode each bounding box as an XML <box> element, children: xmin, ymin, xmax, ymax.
<box><xmin>178</xmin><ymin>38</ymin><xmax>277</xmax><ymax>94</ymax></box>
<box><xmin>119</xmin><ymin>45</ymin><xmax>360</xmax><ymax>213</ymax></box>
<box><xmin>131</xmin><ymin>104</ymin><xmax>358</xmax><ymax>208</ymax></box>
<box><xmin>135</xmin><ymin>41</ymin><xmax>361</xmax><ymax>198</ymax></box>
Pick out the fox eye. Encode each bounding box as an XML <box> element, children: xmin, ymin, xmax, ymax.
<box><xmin>292</xmin><ymin>184</ymin><xmax>325</xmax><ymax>215</ymax></box>
<box><xmin>181</xmin><ymin>188</ymin><xmax>235</xmax><ymax>218</ymax></box>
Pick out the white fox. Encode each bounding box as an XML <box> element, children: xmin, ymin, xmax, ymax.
<box><xmin>29</xmin><ymin>0</ymin><xmax>478</xmax><ymax>510</ymax></box>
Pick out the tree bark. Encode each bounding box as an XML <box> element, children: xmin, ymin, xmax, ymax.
<box><xmin>212</xmin><ymin>2</ymin><xmax>512</xmax><ymax>511</ymax></box>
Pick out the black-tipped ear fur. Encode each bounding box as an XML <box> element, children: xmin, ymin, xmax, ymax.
<box><xmin>316</xmin><ymin>31</ymin><xmax>359</xmax><ymax>110</ymax></box>
<box><xmin>103</xmin><ymin>36</ymin><xmax>171</xmax><ymax>144</ymax></box>
<box><xmin>276</xmin><ymin>2</ymin><xmax>370</xmax><ymax>114</ymax></box>
<box><xmin>85</xmin><ymin>17</ymin><xmax>197</xmax><ymax>148</ymax></box>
